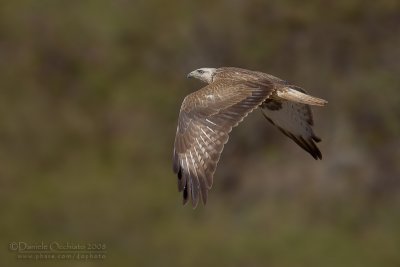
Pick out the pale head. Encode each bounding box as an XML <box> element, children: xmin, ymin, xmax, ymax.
<box><xmin>187</xmin><ymin>68</ymin><xmax>217</xmax><ymax>84</ymax></box>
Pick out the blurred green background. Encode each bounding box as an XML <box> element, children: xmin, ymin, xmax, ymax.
<box><xmin>1</xmin><ymin>0</ymin><xmax>400</xmax><ymax>266</ymax></box>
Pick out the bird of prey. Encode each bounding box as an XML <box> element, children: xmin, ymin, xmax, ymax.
<box><xmin>173</xmin><ymin>67</ymin><xmax>327</xmax><ymax>207</ymax></box>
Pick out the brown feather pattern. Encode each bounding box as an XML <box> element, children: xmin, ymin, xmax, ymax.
<box><xmin>173</xmin><ymin>79</ymin><xmax>273</xmax><ymax>207</ymax></box>
<box><xmin>261</xmin><ymin>86</ymin><xmax>323</xmax><ymax>160</ymax></box>
<box><xmin>173</xmin><ymin>67</ymin><xmax>326</xmax><ymax>207</ymax></box>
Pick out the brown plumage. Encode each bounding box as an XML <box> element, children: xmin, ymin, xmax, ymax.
<box><xmin>173</xmin><ymin>67</ymin><xmax>327</xmax><ymax>207</ymax></box>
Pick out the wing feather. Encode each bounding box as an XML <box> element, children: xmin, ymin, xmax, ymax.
<box><xmin>261</xmin><ymin>96</ymin><xmax>322</xmax><ymax>160</ymax></box>
<box><xmin>173</xmin><ymin>79</ymin><xmax>273</xmax><ymax>207</ymax></box>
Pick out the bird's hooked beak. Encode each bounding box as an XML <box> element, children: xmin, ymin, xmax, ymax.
<box><xmin>187</xmin><ymin>71</ymin><xmax>195</xmax><ymax>79</ymax></box>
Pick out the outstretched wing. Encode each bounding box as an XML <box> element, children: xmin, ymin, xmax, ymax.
<box><xmin>173</xmin><ymin>79</ymin><xmax>273</xmax><ymax>207</ymax></box>
<box><xmin>260</xmin><ymin>89</ymin><xmax>322</xmax><ymax>160</ymax></box>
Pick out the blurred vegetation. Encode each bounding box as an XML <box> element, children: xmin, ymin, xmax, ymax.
<box><xmin>1</xmin><ymin>0</ymin><xmax>400</xmax><ymax>266</ymax></box>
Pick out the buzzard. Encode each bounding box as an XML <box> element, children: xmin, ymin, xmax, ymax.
<box><xmin>173</xmin><ymin>67</ymin><xmax>327</xmax><ymax>207</ymax></box>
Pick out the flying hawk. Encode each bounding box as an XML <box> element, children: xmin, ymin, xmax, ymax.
<box><xmin>173</xmin><ymin>67</ymin><xmax>327</xmax><ymax>207</ymax></box>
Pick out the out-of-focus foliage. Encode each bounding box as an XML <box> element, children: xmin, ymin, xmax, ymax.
<box><xmin>1</xmin><ymin>0</ymin><xmax>400</xmax><ymax>266</ymax></box>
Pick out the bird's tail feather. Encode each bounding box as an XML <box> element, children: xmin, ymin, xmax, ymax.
<box><xmin>276</xmin><ymin>87</ymin><xmax>327</xmax><ymax>106</ymax></box>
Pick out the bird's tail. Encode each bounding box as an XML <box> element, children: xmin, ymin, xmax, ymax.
<box><xmin>276</xmin><ymin>86</ymin><xmax>327</xmax><ymax>106</ymax></box>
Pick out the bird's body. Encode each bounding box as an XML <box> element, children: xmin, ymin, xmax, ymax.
<box><xmin>173</xmin><ymin>67</ymin><xmax>327</xmax><ymax>207</ymax></box>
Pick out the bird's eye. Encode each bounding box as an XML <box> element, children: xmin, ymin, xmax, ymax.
<box><xmin>198</xmin><ymin>70</ymin><xmax>205</xmax><ymax>74</ymax></box>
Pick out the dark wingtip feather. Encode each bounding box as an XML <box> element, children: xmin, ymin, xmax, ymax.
<box><xmin>277</xmin><ymin>127</ymin><xmax>322</xmax><ymax>160</ymax></box>
<box><xmin>173</xmin><ymin>151</ymin><xmax>180</xmax><ymax>173</ymax></box>
<box><xmin>182</xmin><ymin>184</ymin><xmax>189</xmax><ymax>205</ymax></box>
<box><xmin>312</xmin><ymin>135</ymin><xmax>322</xmax><ymax>143</ymax></box>
<box><xmin>174</xmin><ymin>156</ymin><xmax>207</xmax><ymax>208</ymax></box>
<box><xmin>299</xmin><ymin>136</ymin><xmax>322</xmax><ymax>160</ymax></box>
<box><xmin>177</xmin><ymin>167</ymin><xmax>184</xmax><ymax>191</ymax></box>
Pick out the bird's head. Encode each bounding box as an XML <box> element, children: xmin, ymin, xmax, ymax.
<box><xmin>187</xmin><ymin>68</ymin><xmax>217</xmax><ymax>84</ymax></box>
